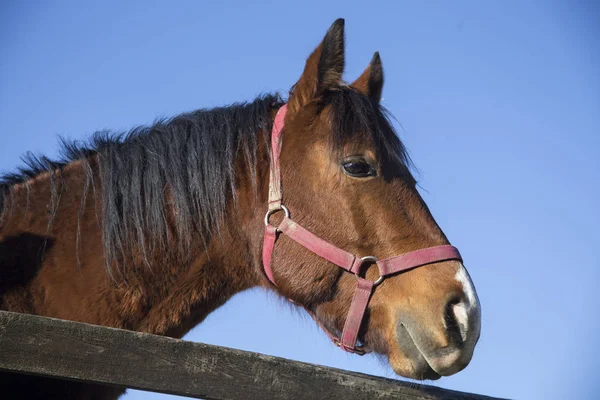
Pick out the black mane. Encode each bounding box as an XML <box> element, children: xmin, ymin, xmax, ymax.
<box><xmin>1</xmin><ymin>94</ymin><xmax>283</xmax><ymax>273</ymax></box>
<box><xmin>0</xmin><ymin>89</ymin><xmax>411</xmax><ymax>274</ymax></box>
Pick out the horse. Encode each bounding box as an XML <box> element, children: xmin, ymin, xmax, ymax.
<box><xmin>0</xmin><ymin>19</ymin><xmax>481</xmax><ymax>399</ymax></box>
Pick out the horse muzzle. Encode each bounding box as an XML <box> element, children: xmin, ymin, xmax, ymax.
<box><xmin>394</xmin><ymin>263</ymin><xmax>481</xmax><ymax>378</ymax></box>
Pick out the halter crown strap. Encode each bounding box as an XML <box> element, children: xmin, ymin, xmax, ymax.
<box><xmin>267</xmin><ymin>104</ymin><xmax>287</xmax><ymax>211</ymax></box>
<box><xmin>262</xmin><ymin>104</ymin><xmax>462</xmax><ymax>355</ymax></box>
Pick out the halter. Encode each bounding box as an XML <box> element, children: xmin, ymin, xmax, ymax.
<box><xmin>262</xmin><ymin>104</ymin><xmax>462</xmax><ymax>355</ymax></box>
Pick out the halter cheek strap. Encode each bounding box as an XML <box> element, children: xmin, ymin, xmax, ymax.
<box><xmin>262</xmin><ymin>104</ymin><xmax>462</xmax><ymax>355</ymax></box>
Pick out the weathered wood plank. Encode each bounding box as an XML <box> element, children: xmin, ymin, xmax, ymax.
<box><xmin>0</xmin><ymin>311</ymin><xmax>502</xmax><ymax>399</ymax></box>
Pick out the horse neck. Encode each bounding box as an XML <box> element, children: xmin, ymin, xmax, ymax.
<box><xmin>0</xmin><ymin>130</ymin><xmax>272</xmax><ymax>339</ymax></box>
<box><xmin>125</xmin><ymin>130</ymin><xmax>273</xmax><ymax>337</ymax></box>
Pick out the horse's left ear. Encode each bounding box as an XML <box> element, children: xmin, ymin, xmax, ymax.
<box><xmin>288</xmin><ymin>19</ymin><xmax>345</xmax><ymax>114</ymax></box>
<box><xmin>350</xmin><ymin>52</ymin><xmax>384</xmax><ymax>103</ymax></box>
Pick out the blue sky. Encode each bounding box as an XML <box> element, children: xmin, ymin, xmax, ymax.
<box><xmin>1</xmin><ymin>2</ymin><xmax>598</xmax><ymax>399</ymax></box>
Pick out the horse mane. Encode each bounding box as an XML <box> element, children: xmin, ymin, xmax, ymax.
<box><xmin>0</xmin><ymin>88</ymin><xmax>411</xmax><ymax>274</ymax></box>
<box><xmin>0</xmin><ymin>94</ymin><xmax>283</xmax><ymax>272</ymax></box>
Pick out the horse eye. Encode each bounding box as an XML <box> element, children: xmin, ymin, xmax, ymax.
<box><xmin>342</xmin><ymin>158</ymin><xmax>376</xmax><ymax>178</ymax></box>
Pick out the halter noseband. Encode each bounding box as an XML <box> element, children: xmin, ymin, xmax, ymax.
<box><xmin>262</xmin><ymin>104</ymin><xmax>462</xmax><ymax>355</ymax></box>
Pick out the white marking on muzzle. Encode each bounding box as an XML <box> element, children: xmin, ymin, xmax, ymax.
<box><xmin>455</xmin><ymin>264</ymin><xmax>479</xmax><ymax>307</ymax></box>
<box><xmin>452</xmin><ymin>302</ymin><xmax>469</xmax><ymax>342</ymax></box>
<box><xmin>454</xmin><ymin>263</ymin><xmax>481</xmax><ymax>337</ymax></box>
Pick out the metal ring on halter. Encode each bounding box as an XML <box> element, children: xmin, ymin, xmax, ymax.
<box><xmin>264</xmin><ymin>205</ymin><xmax>290</xmax><ymax>227</ymax></box>
<box><xmin>360</xmin><ymin>256</ymin><xmax>384</xmax><ymax>286</ymax></box>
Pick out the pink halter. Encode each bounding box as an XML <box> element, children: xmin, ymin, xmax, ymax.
<box><xmin>262</xmin><ymin>104</ymin><xmax>462</xmax><ymax>354</ymax></box>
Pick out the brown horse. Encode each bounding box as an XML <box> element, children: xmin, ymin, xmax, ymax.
<box><xmin>0</xmin><ymin>19</ymin><xmax>480</xmax><ymax>399</ymax></box>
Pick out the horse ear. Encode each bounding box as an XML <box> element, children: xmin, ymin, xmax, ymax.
<box><xmin>350</xmin><ymin>52</ymin><xmax>383</xmax><ymax>103</ymax></box>
<box><xmin>288</xmin><ymin>19</ymin><xmax>345</xmax><ymax>114</ymax></box>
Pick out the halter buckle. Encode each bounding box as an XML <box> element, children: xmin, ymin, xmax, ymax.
<box><xmin>333</xmin><ymin>338</ymin><xmax>367</xmax><ymax>355</ymax></box>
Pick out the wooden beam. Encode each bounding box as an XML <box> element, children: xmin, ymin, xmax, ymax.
<box><xmin>0</xmin><ymin>311</ymin><xmax>502</xmax><ymax>400</ymax></box>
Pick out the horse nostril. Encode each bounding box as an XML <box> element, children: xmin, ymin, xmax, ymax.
<box><xmin>444</xmin><ymin>296</ymin><xmax>469</xmax><ymax>345</ymax></box>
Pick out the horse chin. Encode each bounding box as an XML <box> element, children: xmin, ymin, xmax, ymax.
<box><xmin>387</xmin><ymin>325</ymin><xmax>442</xmax><ymax>381</ymax></box>
<box><xmin>388</xmin><ymin>352</ymin><xmax>441</xmax><ymax>381</ymax></box>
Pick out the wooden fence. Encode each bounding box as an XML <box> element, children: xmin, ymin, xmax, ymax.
<box><xmin>0</xmin><ymin>310</ymin><xmax>503</xmax><ymax>399</ymax></box>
